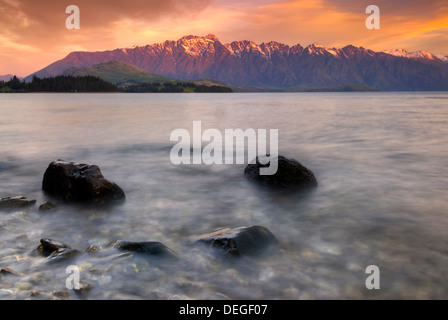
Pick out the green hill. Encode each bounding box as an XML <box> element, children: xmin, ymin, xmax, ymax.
<box><xmin>61</xmin><ymin>61</ymin><xmax>237</xmax><ymax>92</ymax></box>
<box><xmin>62</xmin><ymin>61</ymin><xmax>175</xmax><ymax>87</ymax></box>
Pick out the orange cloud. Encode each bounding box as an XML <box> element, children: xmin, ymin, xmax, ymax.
<box><xmin>0</xmin><ymin>0</ymin><xmax>211</xmax><ymax>75</ymax></box>
<box><xmin>0</xmin><ymin>0</ymin><xmax>447</xmax><ymax>76</ymax></box>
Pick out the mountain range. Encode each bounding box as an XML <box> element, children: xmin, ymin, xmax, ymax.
<box><xmin>24</xmin><ymin>34</ymin><xmax>448</xmax><ymax>91</ymax></box>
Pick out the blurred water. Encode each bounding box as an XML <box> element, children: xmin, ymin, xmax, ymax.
<box><xmin>0</xmin><ymin>92</ymin><xmax>448</xmax><ymax>300</ymax></box>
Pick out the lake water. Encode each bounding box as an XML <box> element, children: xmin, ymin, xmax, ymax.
<box><xmin>1</xmin><ymin>92</ymin><xmax>448</xmax><ymax>300</ymax></box>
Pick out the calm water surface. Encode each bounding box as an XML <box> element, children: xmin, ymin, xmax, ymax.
<box><xmin>1</xmin><ymin>92</ymin><xmax>448</xmax><ymax>299</ymax></box>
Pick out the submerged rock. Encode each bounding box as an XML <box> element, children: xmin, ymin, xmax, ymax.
<box><xmin>0</xmin><ymin>196</ymin><xmax>36</xmax><ymax>210</ymax></box>
<box><xmin>42</xmin><ymin>160</ymin><xmax>125</xmax><ymax>206</ymax></box>
<box><xmin>191</xmin><ymin>225</ymin><xmax>279</xmax><ymax>257</ymax></box>
<box><xmin>244</xmin><ymin>155</ymin><xmax>318</xmax><ymax>189</ymax></box>
<box><xmin>0</xmin><ymin>267</ymin><xmax>24</xmax><ymax>276</ymax></box>
<box><xmin>46</xmin><ymin>248</ymin><xmax>80</xmax><ymax>264</ymax></box>
<box><xmin>28</xmin><ymin>290</ymin><xmax>69</xmax><ymax>300</ymax></box>
<box><xmin>37</xmin><ymin>238</ymin><xmax>70</xmax><ymax>255</ymax></box>
<box><xmin>37</xmin><ymin>238</ymin><xmax>80</xmax><ymax>263</ymax></box>
<box><xmin>110</xmin><ymin>240</ymin><xmax>177</xmax><ymax>259</ymax></box>
<box><xmin>73</xmin><ymin>281</ymin><xmax>93</xmax><ymax>296</ymax></box>
<box><xmin>38</xmin><ymin>201</ymin><xmax>57</xmax><ymax>212</ymax></box>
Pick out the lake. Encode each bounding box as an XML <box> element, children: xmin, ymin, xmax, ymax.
<box><xmin>1</xmin><ymin>92</ymin><xmax>448</xmax><ymax>300</ymax></box>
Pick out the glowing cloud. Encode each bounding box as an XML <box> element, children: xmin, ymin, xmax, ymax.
<box><xmin>0</xmin><ymin>0</ymin><xmax>446</xmax><ymax>76</ymax></box>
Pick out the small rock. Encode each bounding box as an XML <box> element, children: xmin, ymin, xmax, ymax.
<box><xmin>244</xmin><ymin>155</ymin><xmax>318</xmax><ymax>189</ymax></box>
<box><xmin>51</xmin><ymin>290</ymin><xmax>71</xmax><ymax>300</ymax></box>
<box><xmin>29</xmin><ymin>290</ymin><xmax>54</xmax><ymax>299</ymax></box>
<box><xmin>86</xmin><ymin>245</ymin><xmax>99</xmax><ymax>254</ymax></box>
<box><xmin>191</xmin><ymin>225</ymin><xmax>279</xmax><ymax>257</ymax></box>
<box><xmin>46</xmin><ymin>248</ymin><xmax>80</xmax><ymax>264</ymax></box>
<box><xmin>37</xmin><ymin>238</ymin><xmax>70</xmax><ymax>256</ymax></box>
<box><xmin>73</xmin><ymin>281</ymin><xmax>93</xmax><ymax>296</ymax></box>
<box><xmin>42</xmin><ymin>160</ymin><xmax>125</xmax><ymax>206</ymax></box>
<box><xmin>38</xmin><ymin>201</ymin><xmax>56</xmax><ymax>211</ymax></box>
<box><xmin>110</xmin><ymin>240</ymin><xmax>177</xmax><ymax>259</ymax></box>
<box><xmin>16</xmin><ymin>281</ymin><xmax>33</xmax><ymax>291</ymax></box>
<box><xmin>0</xmin><ymin>267</ymin><xmax>24</xmax><ymax>276</ymax></box>
<box><xmin>37</xmin><ymin>238</ymin><xmax>80</xmax><ymax>263</ymax></box>
<box><xmin>85</xmin><ymin>244</ymin><xmax>134</xmax><ymax>263</ymax></box>
<box><xmin>0</xmin><ymin>196</ymin><xmax>36</xmax><ymax>210</ymax></box>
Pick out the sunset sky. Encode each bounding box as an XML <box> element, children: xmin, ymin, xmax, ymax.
<box><xmin>1</xmin><ymin>0</ymin><xmax>447</xmax><ymax>77</ymax></box>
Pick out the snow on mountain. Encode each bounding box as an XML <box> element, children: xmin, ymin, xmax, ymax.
<box><xmin>384</xmin><ymin>49</ymin><xmax>440</xmax><ymax>61</ymax></box>
<box><xmin>436</xmin><ymin>53</ymin><xmax>448</xmax><ymax>62</ymax></box>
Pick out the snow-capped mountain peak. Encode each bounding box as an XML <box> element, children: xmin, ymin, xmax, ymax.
<box><xmin>303</xmin><ymin>43</ymin><xmax>340</xmax><ymax>57</ymax></box>
<box><xmin>384</xmin><ymin>49</ymin><xmax>439</xmax><ymax>61</ymax></box>
<box><xmin>436</xmin><ymin>53</ymin><xmax>448</xmax><ymax>62</ymax></box>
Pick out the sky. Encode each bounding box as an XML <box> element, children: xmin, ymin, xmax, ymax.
<box><xmin>1</xmin><ymin>0</ymin><xmax>447</xmax><ymax>77</ymax></box>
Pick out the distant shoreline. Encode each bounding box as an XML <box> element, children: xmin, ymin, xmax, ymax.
<box><xmin>3</xmin><ymin>75</ymin><xmax>448</xmax><ymax>93</ymax></box>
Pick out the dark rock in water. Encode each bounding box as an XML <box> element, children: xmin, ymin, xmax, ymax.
<box><xmin>244</xmin><ymin>155</ymin><xmax>318</xmax><ymax>189</ymax></box>
<box><xmin>191</xmin><ymin>225</ymin><xmax>279</xmax><ymax>257</ymax></box>
<box><xmin>42</xmin><ymin>160</ymin><xmax>125</xmax><ymax>206</ymax></box>
<box><xmin>38</xmin><ymin>201</ymin><xmax>56</xmax><ymax>211</ymax></box>
<box><xmin>0</xmin><ymin>196</ymin><xmax>36</xmax><ymax>210</ymax></box>
<box><xmin>110</xmin><ymin>240</ymin><xmax>177</xmax><ymax>259</ymax></box>
<box><xmin>37</xmin><ymin>238</ymin><xmax>70</xmax><ymax>255</ymax></box>
<box><xmin>37</xmin><ymin>238</ymin><xmax>80</xmax><ymax>263</ymax></box>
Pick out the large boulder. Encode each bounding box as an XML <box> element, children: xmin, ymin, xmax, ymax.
<box><xmin>191</xmin><ymin>225</ymin><xmax>279</xmax><ymax>257</ymax></box>
<box><xmin>244</xmin><ymin>155</ymin><xmax>318</xmax><ymax>189</ymax></box>
<box><xmin>42</xmin><ymin>160</ymin><xmax>125</xmax><ymax>206</ymax></box>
